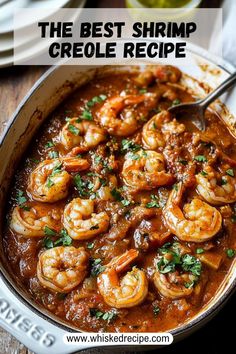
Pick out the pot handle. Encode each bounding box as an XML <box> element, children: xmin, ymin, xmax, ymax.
<box><xmin>0</xmin><ymin>275</ymin><xmax>93</xmax><ymax>354</ymax></box>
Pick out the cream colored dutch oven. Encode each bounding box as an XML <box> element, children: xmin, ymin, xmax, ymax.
<box><xmin>0</xmin><ymin>47</ymin><xmax>236</xmax><ymax>353</ymax></box>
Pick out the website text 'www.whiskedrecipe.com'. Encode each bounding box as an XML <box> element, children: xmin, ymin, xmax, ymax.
<box><xmin>63</xmin><ymin>332</ymin><xmax>173</xmax><ymax>346</ymax></box>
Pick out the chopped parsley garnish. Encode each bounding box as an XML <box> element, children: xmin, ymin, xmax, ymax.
<box><xmin>91</xmin><ymin>258</ymin><xmax>105</xmax><ymax>277</ymax></box>
<box><xmin>172</xmin><ymin>99</ymin><xmax>181</xmax><ymax>106</ymax></box>
<box><xmin>121</xmin><ymin>139</ymin><xmax>141</xmax><ymax>153</ymax></box>
<box><xmin>182</xmin><ymin>254</ymin><xmax>202</xmax><ymax>277</ymax></box>
<box><xmin>74</xmin><ymin>174</ymin><xmax>90</xmax><ymax>197</ymax></box>
<box><xmin>121</xmin><ymin>199</ymin><xmax>131</xmax><ymax>207</ymax></box>
<box><xmin>94</xmin><ymin>154</ymin><xmax>102</xmax><ymax>165</ymax></box>
<box><xmin>226</xmin><ymin>169</ymin><xmax>234</xmax><ymax>177</ymax></box>
<box><xmin>43</xmin><ymin>228</ymin><xmax>72</xmax><ymax>249</ymax></box>
<box><xmin>45</xmin><ymin>141</ymin><xmax>54</xmax><ymax>148</ymax></box>
<box><xmin>87</xmin><ymin>242</ymin><xmax>94</xmax><ymax>249</ymax></box>
<box><xmin>173</xmin><ymin>184</ymin><xmax>178</xmax><ymax>191</ymax></box>
<box><xmin>194</xmin><ymin>155</ymin><xmax>207</xmax><ymax>163</ymax></box>
<box><xmin>80</xmin><ymin>109</ymin><xmax>93</xmax><ymax>121</ymax></box>
<box><xmin>68</xmin><ymin>124</ymin><xmax>80</xmax><ymax>136</ymax></box>
<box><xmin>156</xmin><ymin>243</ymin><xmax>202</xmax><ymax>280</ymax></box>
<box><xmin>44</xmin><ymin>226</ymin><xmax>57</xmax><ymax>236</ymax></box>
<box><xmin>184</xmin><ymin>281</ymin><xmax>195</xmax><ymax>289</ymax></box>
<box><xmin>201</xmin><ymin>170</ymin><xmax>208</xmax><ymax>176</ymax></box>
<box><xmin>86</xmin><ymin>94</ymin><xmax>107</xmax><ymax>107</ymax></box>
<box><xmin>226</xmin><ymin>249</ymin><xmax>235</xmax><ymax>258</ymax></box>
<box><xmin>16</xmin><ymin>190</ymin><xmax>27</xmax><ymax>205</ymax></box>
<box><xmin>54</xmin><ymin>229</ymin><xmax>72</xmax><ymax>247</ymax></box>
<box><xmin>153</xmin><ymin>305</ymin><xmax>160</xmax><ymax>316</ymax></box>
<box><xmin>43</xmin><ymin>237</ymin><xmax>54</xmax><ymax>249</ymax></box>
<box><xmin>46</xmin><ymin>162</ymin><xmax>63</xmax><ymax>188</ymax></box>
<box><xmin>196</xmin><ymin>248</ymin><xmax>204</xmax><ymax>254</ymax></box>
<box><xmin>139</xmin><ymin>88</ymin><xmax>147</xmax><ymax>94</ymax></box>
<box><xmin>89</xmin><ymin>308</ymin><xmax>117</xmax><ymax>322</ymax></box>
<box><xmin>48</xmin><ymin>150</ymin><xmax>59</xmax><ymax>159</ymax></box>
<box><xmin>221</xmin><ymin>177</ymin><xmax>227</xmax><ymax>185</ymax></box>
<box><xmin>111</xmin><ymin>188</ymin><xmax>123</xmax><ymax>201</ymax></box>
<box><xmin>146</xmin><ymin>194</ymin><xmax>160</xmax><ymax>208</ymax></box>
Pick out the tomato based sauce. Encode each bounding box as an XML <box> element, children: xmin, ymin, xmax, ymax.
<box><xmin>4</xmin><ymin>66</ymin><xmax>236</xmax><ymax>332</ymax></box>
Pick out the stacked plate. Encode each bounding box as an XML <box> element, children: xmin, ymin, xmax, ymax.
<box><xmin>0</xmin><ymin>0</ymin><xmax>86</xmax><ymax>68</ymax></box>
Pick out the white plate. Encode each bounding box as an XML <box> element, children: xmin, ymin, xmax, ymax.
<box><xmin>0</xmin><ymin>0</ymin><xmax>71</xmax><ymax>34</ymax></box>
<box><xmin>0</xmin><ymin>0</ymin><xmax>86</xmax><ymax>67</ymax></box>
<box><xmin>0</xmin><ymin>0</ymin><xmax>75</xmax><ymax>52</ymax></box>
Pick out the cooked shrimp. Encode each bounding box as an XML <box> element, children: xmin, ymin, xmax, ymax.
<box><xmin>153</xmin><ymin>65</ymin><xmax>182</xmax><ymax>83</ymax></box>
<box><xmin>122</xmin><ymin>150</ymin><xmax>174</xmax><ymax>192</ymax></box>
<box><xmin>10</xmin><ymin>204</ymin><xmax>61</xmax><ymax>238</ymax></box>
<box><xmin>142</xmin><ymin>111</ymin><xmax>185</xmax><ymax>149</ymax></box>
<box><xmin>63</xmin><ymin>197</ymin><xmax>109</xmax><ymax>240</ymax></box>
<box><xmin>134</xmin><ymin>65</ymin><xmax>181</xmax><ymax>87</ymax></box>
<box><xmin>37</xmin><ymin>246</ymin><xmax>89</xmax><ymax>293</ymax></box>
<box><xmin>97</xmin><ymin>93</ymin><xmax>157</xmax><ymax>136</ymax></box>
<box><xmin>163</xmin><ymin>182</ymin><xmax>222</xmax><ymax>242</ymax></box>
<box><xmin>97</xmin><ymin>249</ymin><xmax>148</xmax><ymax>308</ymax></box>
<box><xmin>153</xmin><ymin>271</ymin><xmax>195</xmax><ymax>299</ymax></box>
<box><xmin>27</xmin><ymin>158</ymin><xmax>89</xmax><ymax>203</ymax></box>
<box><xmin>94</xmin><ymin>175</ymin><xmax>118</xmax><ymax>201</ymax></box>
<box><xmin>196</xmin><ymin>165</ymin><xmax>236</xmax><ymax>205</ymax></box>
<box><xmin>60</xmin><ymin>118</ymin><xmax>106</xmax><ymax>152</ymax></box>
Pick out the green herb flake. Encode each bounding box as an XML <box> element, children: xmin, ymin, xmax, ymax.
<box><xmin>201</xmin><ymin>170</ymin><xmax>208</xmax><ymax>176</ymax></box>
<box><xmin>20</xmin><ymin>205</ymin><xmax>31</xmax><ymax>211</ymax></box>
<box><xmin>172</xmin><ymin>99</ymin><xmax>181</xmax><ymax>106</ymax></box>
<box><xmin>184</xmin><ymin>281</ymin><xmax>195</xmax><ymax>289</ymax></box>
<box><xmin>121</xmin><ymin>139</ymin><xmax>141</xmax><ymax>153</ymax></box>
<box><xmin>226</xmin><ymin>169</ymin><xmax>234</xmax><ymax>177</ymax></box>
<box><xmin>54</xmin><ymin>229</ymin><xmax>72</xmax><ymax>247</ymax></box>
<box><xmin>87</xmin><ymin>242</ymin><xmax>94</xmax><ymax>249</ymax></box>
<box><xmin>182</xmin><ymin>254</ymin><xmax>202</xmax><ymax>277</ymax></box>
<box><xmin>196</xmin><ymin>248</ymin><xmax>204</xmax><ymax>254</ymax></box>
<box><xmin>153</xmin><ymin>305</ymin><xmax>160</xmax><ymax>316</ymax></box>
<box><xmin>48</xmin><ymin>150</ymin><xmax>59</xmax><ymax>159</ymax></box>
<box><xmin>45</xmin><ymin>141</ymin><xmax>54</xmax><ymax>148</ymax></box>
<box><xmin>121</xmin><ymin>199</ymin><xmax>131</xmax><ymax>207</ymax></box>
<box><xmin>68</xmin><ymin>124</ymin><xmax>80</xmax><ymax>136</ymax></box>
<box><xmin>94</xmin><ymin>155</ymin><xmax>102</xmax><ymax>165</ymax></box>
<box><xmin>16</xmin><ymin>190</ymin><xmax>27</xmax><ymax>205</ymax></box>
<box><xmin>145</xmin><ymin>195</ymin><xmax>160</xmax><ymax>209</ymax></box>
<box><xmin>80</xmin><ymin>109</ymin><xmax>93</xmax><ymax>121</ymax></box>
<box><xmin>44</xmin><ymin>226</ymin><xmax>57</xmax><ymax>236</ymax></box>
<box><xmin>89</xmin><ymin>308</ymin><xmax>117</xmax><ymax>323</ymax></box>
<box><xmin>139</xmin><ymin>88</ymin><xmax>147</xmax><ymax>94</ymax></box>
<box><xmin>194</xmin><ymin>155</ymin><xmax>207</xmax><ymax>163</ymax></box>
<box><xmin>221</xmin><ymin>177</ymin><xmax>227</xmax><ymax>185</ymax></box>
<box><xmin>111</xmin><ymin>188</ymin><xmax>123</xmax><ymax>201</ymax></box>
<box><xmin>46</xmin><ymin>177</ymin><xmax>55</xmax><ymax>188</ymax></box>
<box><xmin>91</xmin><ymin>258</ymin><xmax>105</xmax><ymax>277</ymax></box>
<box><xmin>43</xmin><ymin>236</ymin><xmax>54</xmax><ymax>249</ymax></box>
<box><xmin>226</xmin><ymin>249</ymin><xmax>235</xmax><ymax>258</ymax></box>
<box><xmin>87</xmin><ymin>94</ymin><xmax>107</xmax><ymax>108</ymax></box>
<box><xmin>74</xmin><ymin>174</ymin><xmax>89</xmax><ymax>197</ymax></box>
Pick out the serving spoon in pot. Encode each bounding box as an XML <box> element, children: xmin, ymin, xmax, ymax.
<box><xmin>168</xmin><ymin>71</ymin><xmax>236</xmax><ymax>131</ymax></box>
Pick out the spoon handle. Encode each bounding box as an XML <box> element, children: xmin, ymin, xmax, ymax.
<box><xmin>200</xmin><ymin>71</ymin><xmax>236</xmax><ymax>110</ymax></box>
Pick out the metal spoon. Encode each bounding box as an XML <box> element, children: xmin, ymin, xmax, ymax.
<box><xmin>168</xmin><ymin>71</ymin><xmax>236</xmax><ymax>131</ymax></box>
